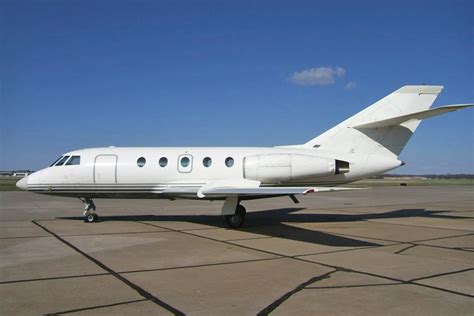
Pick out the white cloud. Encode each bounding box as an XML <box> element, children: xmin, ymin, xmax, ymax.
<box><xmin>345</xmin><ymin>81</ymin><xmax>357</xmax><ymax>89</ymax></box>
<box><xmin>289</xmin><ymin>66</ymin><xmax>346</xmax><ymax>86</ymax></box>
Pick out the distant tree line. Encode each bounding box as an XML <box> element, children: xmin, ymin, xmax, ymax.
<box><xmin>371</xmin><ymin>174</ymin><xmax>474</xmax><ymax>179</ymax></box>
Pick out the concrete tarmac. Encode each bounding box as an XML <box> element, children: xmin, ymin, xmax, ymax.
<box><xmin>0</xmin><ymin>186</ymin><xmax>473</xmax><ymax>315</ymax></box>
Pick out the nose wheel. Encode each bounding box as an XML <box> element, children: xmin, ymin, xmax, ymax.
<box><xmin>85</xmin><ymin>212</ymin><xmax>99</xmax><ymax>223</ymax></box>
<box><xmin>80</xmin><ymin>198</ymin><xmax>99</xmax><ymax>223</ymax></box>
<box><xmin>225</xmin><ymin>204</ymin><xmax>246</xmax><ymax>228</ymax></box>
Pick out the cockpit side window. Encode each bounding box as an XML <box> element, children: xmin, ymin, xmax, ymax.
<box><xmin>55</xmin><ymin>156</ymin><xmax>70</xmax><ymax>166</ymax></box>
<box><xmin>65</xmin><ymin>156</ymin><xmax>81</xmax><ymax>166</ymax></box>
<box><xmin>50</xmin><ymin>156</ymin><xmax>63</xmax><ymax>167</ymax></box>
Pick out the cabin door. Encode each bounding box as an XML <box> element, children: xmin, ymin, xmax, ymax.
<box><xmin>94</xmin><ymin>155</ymin><xmax>117</xmax><ymax>184</ymax></box>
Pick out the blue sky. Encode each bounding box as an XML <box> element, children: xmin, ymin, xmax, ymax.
<box><xmin>1</xmin><ymin>0</ymin><xmax>473</xmax><ymax>174</ymax></box>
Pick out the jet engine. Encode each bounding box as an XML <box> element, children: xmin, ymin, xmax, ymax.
<box><xmin>243</xmin><ymin>154</ymin><xmax>349</xmax><ymax>182</ymax></box>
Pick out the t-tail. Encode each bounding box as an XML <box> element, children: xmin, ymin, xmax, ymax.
<box><xmin>302</xmin><ymin>85</ymin><xmax>472</xmax><ymax>159</ymax></box>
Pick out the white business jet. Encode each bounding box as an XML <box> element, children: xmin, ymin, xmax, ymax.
<box><xmin>16</xmin><ymin>85</ymin><xmax>472</xmax><ymax>227</ymax></box>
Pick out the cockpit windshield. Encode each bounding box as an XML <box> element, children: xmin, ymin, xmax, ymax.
<box><xmin>65</xmin><ymin>156</ymin><xmax>81</xmax><ymax>165</ymax></box>
<box><xmin>50</xmin><ymin>156</ymin><xmax>63</xmax><ymax>167</ymax></box>
<box><xmin>55</xmin><ymin>156</ymin><xmax>70</xmax><ymax>166</ymax></box>
<box><xmin>50</xmin><ymin>155</ymin><xmax>81</xmax><ymax>167</ymax></box>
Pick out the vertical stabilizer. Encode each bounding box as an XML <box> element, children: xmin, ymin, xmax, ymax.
<box><xmin>303</xmin><ymin>85</ymin><xmax>443</xmax><ymax>158</ymax></box>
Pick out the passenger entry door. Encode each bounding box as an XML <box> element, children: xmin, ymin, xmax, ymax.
<box><xmin>94</xmin><ymin>155</ymin><xmax>117</xmax><ymax>184</ymax></box>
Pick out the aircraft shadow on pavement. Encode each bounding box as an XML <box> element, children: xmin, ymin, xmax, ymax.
<box><xmin>57</xmin><ymin>208</ymin><xmax>465</xmax><ymax>248</ymax></box>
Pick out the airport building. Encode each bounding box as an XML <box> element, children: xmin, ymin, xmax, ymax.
<box><xmin>0</xmin><ymin>170</ymin><xmax>34</xmax><ymax>177</ymax></box>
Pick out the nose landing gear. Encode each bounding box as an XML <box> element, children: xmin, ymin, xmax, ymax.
<box><xmin>80</xmin><ymin>198</ymin><xmax>98</xmax><ymax>223</ymax></box>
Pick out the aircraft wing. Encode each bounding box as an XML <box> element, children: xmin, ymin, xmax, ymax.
<box><xmin>352</xmin><ymin>104</ymin><xmax>473</xmax><ymax>129</ymax></box>
<box><xmin>199</xmin><ymin>186</ymin><xmax>360</xmax><ymax>197</ymax></box>
<box><xmin>161</xmin><ymin>180</ymin><xmax>360</xmax><ymax>198</ymax></box>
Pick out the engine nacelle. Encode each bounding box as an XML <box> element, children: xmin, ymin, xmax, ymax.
<box><xmin>243</xmin><ymin>154</ymin><xmax>341</xmax><ymax>182</ymax></box>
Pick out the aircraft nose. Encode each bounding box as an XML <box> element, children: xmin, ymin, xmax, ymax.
<box><xmin>16</xmin><ymin>176</ymin><xmax>28</xmax><ymax>191</ymax></box>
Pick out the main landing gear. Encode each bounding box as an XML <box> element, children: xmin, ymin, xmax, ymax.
<box><xmin>80</xmin><ymin>198</ymin><xmax>99</xmax><ymax>223</ymax></box>
<box><xmin>221</xmin><ymin>196</ymin><xmax>246</xmax><ymax>228</ymax></box>
<box><xmin>225</xmin><ymin>204</ymin><xmax>247</xmax><ymax>228</ymax></box>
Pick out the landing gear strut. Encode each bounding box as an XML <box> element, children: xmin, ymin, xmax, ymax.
<box><xmin>221</xmin><ymin>196</ymin><xmax>246</xmax><ymax>228</ymax></box>
<box><xmin>80</xmin><ymin>198</ymin><xmax>98</xmax><ymax>223</ymax></box>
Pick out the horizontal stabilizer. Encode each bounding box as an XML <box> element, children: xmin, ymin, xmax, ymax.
<box><xmin>352</xmin><ymin>104</ymin><xmax>473</xmax><ymax>129</ymax></box>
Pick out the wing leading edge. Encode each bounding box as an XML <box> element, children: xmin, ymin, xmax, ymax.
<box><xmin>200</xmin><ymin>186</ymin><xmax>360</xmax><ymax>197</ymax></box>
<box><xmin>162</xmin><ymin>184</ymin><xmax>361</xmax><ymax>198</ymax></box>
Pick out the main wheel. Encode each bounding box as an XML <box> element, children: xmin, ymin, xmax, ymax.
<box><xmin>225</xmin><ymin>214</ymin><xmax>244</xmax><ymax>228</ymax></box>
<box><xmin>225</xmin><ymin>205</ymin><xmax>246</xmax><ymax>228</ymax></box>
<box><xmin>236</xmin><ymin>204</ymin><xmax>246</xmax><ymax>217</ymax></box>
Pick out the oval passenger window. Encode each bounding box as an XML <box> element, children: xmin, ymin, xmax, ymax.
<box><xmin>225</xmin><ymin>157</ymin><xmax>234</xmax><ymax>168</ymax></box>
<box><xmin>137</xmin><ymin>157</ymin><xmax>146</xmax><ymax>167</ymax></box>
<box><xmin>159</xmin><ymin>157</ymin><xmax>168</xmax><ymax>167</ymax></box>
<box><xmin>203</xmin><ymin>157</ymin><xmax>212</xmax><ymax>167</ymax></box>
<box><xmin>181</xmin><ymin>157</ymin><xmax>190</xmax><ymax>167</ymax></box>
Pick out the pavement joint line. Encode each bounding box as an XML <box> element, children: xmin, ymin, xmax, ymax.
<box><xmin>306</xmin><ymin>282</ymin><xmax>403</xmax><ymax>289</ymax></box>
<box><xmin>422</xmin><ymin>207</ymin><xmax>474</xmax><ymax>212</ymax></box>
<box><xmin>58</xmin><ymin>230</ymin><xmax>175</xmax><ymax>237</ymax></box>
<box><xmin>38</xmin><ymin>219</ymin><xmax>226</xmax><ymax>233</ymax></box>
<box><xmin>409</xmin><ymin>268</ymin><xmax>474</xmax><ymax>282</ymax></box>
<box><xmin>292</xmin><ymin>244</ymin><xmax>399</xmax><ymax>258</ymax></box>
<box><xmin>284</xmin><ymin>229</ymin><xmax>403</xmax><ymax>246</ymax></box>
<box><xmin>46</xmin><ymin>298</ymin><xmax>149</xmax><ymax>315</ymax></box>
<box><xmin>0</xmin><ymin>231</ymin><xmax>174</xmax><ymax>240</ymax></box>
<box><xmin>314</xmin><ymin>230</ymin><xmax>425</xmax><ymax>244</ymax></box>
<box><xmin>119</xmin><ymin>257</ymin><xmax>284</xmax><ymax>275</ymax></box>
<box><xmin>411</xmin><ymin>243</ymin><xmax>474</xmax><ymax>253</ymax></box>
<box><xmin>365</xmin><ymin>219</ymin><xmax>474</xmax><ymax>232</ymax></box>
<box><xmin>0</xmin><ymin>235</ymin><xmax>53</xmax><ymax>239</ymax></box>
<box><xmin>0</xmin><ymin>218</ymin><xmax>62</xmax><ymax>221</ymax></box>
<box><xmin>424</xmin><ymin>200</ymin><xmax>474</xmax><ymax>205</ymax></box>
<box><xmin>0</xmin><ymin>225</ymin><xmax>39</xmax><ymax>228</ymax></box>
<box><xmin>32</xmin><ymin>220</ymin><xmax>185</xmax><ymax>316</ymax></box>
<box><xmin>136</xmin><ymin>220</ymin><xmax>235</xmax><ymax>232</ymax></box>
<box><xmin>135</xmin><ymin>220</ymin><xmax>474</xmax><ymax>299</ymax></box>
<box><xmin>320</xmin><ymin>231</ymin><xmax>474</xmax><ymax>253</ymax></box>
<box><xmin>299</xmin><ymin>199</ymin><xmax>474</xmax><ymax>213</ymax></box>
<box><xmin>253</xmin><ymin>208</ymin><xmax>472</xmax><ymax>226</ymax></box>
<box><xmin>411</xmin><ymin>232</ymin><xmax>474</xmax><ymax>243</ymax></box>
<box><xmin>135</xmin><ymin>220</ymin><xmax>288</xmax><ymax>260</ymax></box>
<box><xmin>0</xmin><ymin>259</ymin><xmax>284</xmax><ymax>284</ymax></box>
<box><xmin>257</xmin><ymin>269</ymin><xmax>338</xmax><ymax>315</ymax></box>
<box><xmin>393</xmin><ymin>244</ymin><xmax>418</xmax><ymax>254</ymax></box>
<box><xmin>409</xmin><ymin>282</ymin><xmax>474</xmax><ymax>298</ymax></box>
<box><xmin>171</xmin><ymin>226</ymin><xmax>226</xmax><ymax>232</ymax></box>
<box><xmin>0</xmin><ymin>272</ymin><xmax>111</xmax><ymax>285</ymax></box>
<box><xmin>224</xmin><ymin>236</ymin><xmax>273</xmax><ymax>242</ymax></box>
<box><xmin>304</xmin><ymin>260</ymin><xmax>474</xmax><ymax>299</ymax></box>
<box><xmin>0</xmin><ymin>220</ymin><xmax>40</xmax><ymax>222</ymax></box>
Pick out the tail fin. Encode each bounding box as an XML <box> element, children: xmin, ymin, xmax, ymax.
<box><xmin>304</xmin><ymin>85</ymin><xmax>446</xmax><ymax>158</ymax></box>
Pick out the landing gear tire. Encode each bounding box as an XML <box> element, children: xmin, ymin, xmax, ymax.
<box><xmin>225</xmin><ymin>205</ymin><xmax>246</xmax><ymax>228</ymax></box>
<box><xmin>84</xmin><ymin>213</ymin><xmax>98</xmax><ymax>223</ymax></box>
<box><xmin>81</xmin><ymin>198</ymin><xmax>98</xmax><ymax>223</ymax></box>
